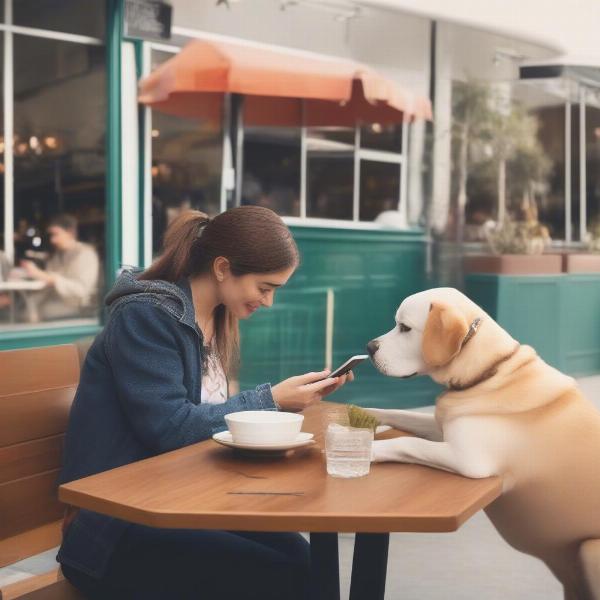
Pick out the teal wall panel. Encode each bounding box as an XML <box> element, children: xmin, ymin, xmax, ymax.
<box><xmin>498</xmin><ymin>278</ymin><xmax>562</xmax><ymax>368</ymax></box>
<box><xmin>466</xmin><ymin>273</ymin><xmax>600</xmax><ymax>376</ymax></box>
<box><xmin>563</xmin><ymin>275</ymin><xmax>600</xmax><ymax>374</ymax></box>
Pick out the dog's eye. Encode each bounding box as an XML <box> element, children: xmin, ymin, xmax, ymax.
<box><xmin>399</xmin><ymin>323</ymin><xmax>411</xmax><ymax>333</ymax></box>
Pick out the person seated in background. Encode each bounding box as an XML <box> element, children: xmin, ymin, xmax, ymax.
<box><xmin>21</xmin><ymin>214</ymin><xmax>100</xmax><ymax>322</ymax></box>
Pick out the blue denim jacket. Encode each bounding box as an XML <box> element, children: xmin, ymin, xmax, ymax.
<box><xmin>57</xmin><ymin>270</ymin><xmax>276</xmax><ymax>578</ymax></box>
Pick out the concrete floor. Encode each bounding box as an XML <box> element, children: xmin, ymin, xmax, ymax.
<box><xmin>337</xmin><ymin>513</ymin><xmax>562</xmax><ymax>599</ymax></box>
<box><xmin>4</xmin><ymin>374</ymin><xmax>600</xmax><ymax>598</ymax></box>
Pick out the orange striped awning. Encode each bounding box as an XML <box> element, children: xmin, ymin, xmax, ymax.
<box><xmin>138</xmin><ymin>39</ymin><xmax>432</xmax><ymax>126</ymax></box>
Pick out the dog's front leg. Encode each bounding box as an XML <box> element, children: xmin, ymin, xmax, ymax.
<box><xmin>371</xmin><ymin>436</ymin><xmax>496</xmax><ymax>479</ymax></box>
<box><xmin>364</xmin><ymin>408</ymin><xmax>443</xmax><ymax>441</ymax></box>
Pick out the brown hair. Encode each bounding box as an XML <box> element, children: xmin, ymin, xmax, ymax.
<box><xmin>48</xmin><ymin>213</ymin><xmax>78</xmax><ymax>234</ymax></box>
<box><xmin>139</xmin><ymin>206</ymin><xmax>300</xmax><ymax>376</ymax></box>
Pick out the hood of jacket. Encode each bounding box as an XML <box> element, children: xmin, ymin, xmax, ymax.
<box><xmin>104</xmin><ymin>269</ymin><xmax>197</xmax><ymax>331</ymax></box>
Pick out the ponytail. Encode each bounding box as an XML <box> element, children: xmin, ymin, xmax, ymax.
<box><xmin>140</xmin><ymin>210</ymin><xmax>210</xmax><ymax>282</ymax></box>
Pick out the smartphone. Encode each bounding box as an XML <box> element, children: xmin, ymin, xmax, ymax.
<box><xmin>325</xmin><ymin>355</ymin><xmax>369</xmax><ymax>379</ymax></box>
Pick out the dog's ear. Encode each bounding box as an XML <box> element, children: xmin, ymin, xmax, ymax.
<box><xmin>422</xmin><ymin>301</ymin><xmax>470</xmax><ymax>368</ymax></box>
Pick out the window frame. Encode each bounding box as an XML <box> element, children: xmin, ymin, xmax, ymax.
<box><xmin>0</xmin><ymin>0</ymin><xmax>108</xmax><ymax>343</ymax></box>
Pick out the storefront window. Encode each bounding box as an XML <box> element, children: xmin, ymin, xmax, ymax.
<box><xmin>242</xmin><ymin>127</ymin><xmax>301</xmax><ymax>217</ymax></box>
<box><xmin>359</xmin><ymin>160</ymin><xmax>401</xmax><ymax>223</ymax></box>
<box><xmin>307</xmin><ymin>150</ymin><xmax>354</xmax><ymax>220</ymax></box>
<box><xmin>303</xmin><ymin>125</ymin><xmax>404</xmax><ymax>223</ymax></box>
<box><xmin>1</xmin><ymin>34</ymin><xmax>106</xmax><ymax>326</ymax></box>
<box><xmin>529</xmin><ymin>102</ymin><xmax>566</xmax><ymax>240</ymax></box>
<box><xmin>151</xmin><ymin>50</ymin><xmax>224</xmax><ymax>255</ymax></box>
<box><xmin>14</xmin><ymin>0</ymin><xmax>105</xmax><ymax>39</ymax></box>
<box><xmin>306</xmin><ymin>127</ymin><xmax>354</xmax><ymax>220</ymax></box>
<box><xmin>151</xmin><ymin>110</ymin><xmax>225</xmax><ymax>253</ymax></box>
<box><xmin>360</xmin><ymin>123</ymin><xmax>403</xmax><ymax>153</ymax></box>
<box><xmin>586</xmin><ymin>104</ymin><xmax>600</xmax><ymax>235</ymax></box>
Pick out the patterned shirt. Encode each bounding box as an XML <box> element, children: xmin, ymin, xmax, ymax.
<box><xmin>200</xmin><ymin>341</ymin><xmax>228</xmax><ymax>405</ymax></box>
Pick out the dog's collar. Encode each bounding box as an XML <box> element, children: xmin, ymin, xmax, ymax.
<box><xmin>461</xmin><ymin>317</ymin><xmax>482</xmax><ymax>348</ymax></box>
<box><xmin>448</xmin><ymin>343</ymin><xmax>521</xmax><ymax>392</ymax></box>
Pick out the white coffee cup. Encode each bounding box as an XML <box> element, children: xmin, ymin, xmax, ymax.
<box><xmin>224</xmin><ymin>411</ymin><xmax>304</xmax><ymax>445</ymax></box>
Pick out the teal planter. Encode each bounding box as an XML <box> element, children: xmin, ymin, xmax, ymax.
<box><xmin>239</xmin><ymin>226</ymin><xmax>443</xmax><ymax>409</ymax></box>
<box><xmin>465</xmin><ymin>273</ymin><xmax>600</xmax><ymax>376</ymax></box>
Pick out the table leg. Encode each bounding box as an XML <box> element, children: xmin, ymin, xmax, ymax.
<box><xmin>9</xmin><ymin>290</ymin><xmax>16</xmax><ymax>324</ymax></box>
<box><xmin>20</xmin><ymin>291</ymin><xmax>39</xmax><ymax>323</ymax></box>
<box><xmin>310</xmin><ymin>532</ymin><xmax>340</xmax><ymax>600</ymax></box>
<box><xmin>349</xmin><ymin>532</ymin><xmax>389</xmax><ymax>600</ymax></box>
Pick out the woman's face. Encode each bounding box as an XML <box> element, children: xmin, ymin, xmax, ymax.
<box><xmin>215</xmin><ymin>260</ymin><xmax>296</xmax><ymax>319</ymax></box>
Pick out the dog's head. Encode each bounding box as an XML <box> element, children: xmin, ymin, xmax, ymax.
<box><xmin>367</xmin><ymin>288</ymin><xmax>514</xmax><ymax>386</ymax></box>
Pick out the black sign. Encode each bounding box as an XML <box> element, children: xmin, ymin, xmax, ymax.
<box><xmin>124</xmin><ymin>0</ymin><xmax>172</xmax><ymax>41</ymax></box>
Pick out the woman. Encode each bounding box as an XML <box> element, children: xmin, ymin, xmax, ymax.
<box><xmin>58</xmin><ymin>207</ymin><xmax>351</xmax><ymax>599</ymax></box>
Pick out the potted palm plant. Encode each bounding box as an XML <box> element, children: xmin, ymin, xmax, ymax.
<box><xmin>465</xmin><ymin>216</ymin><xmax>561</xmax><ymax>274</ymax></box>
<box><xmin>459</xmin><ymin>82</ymin><xmax>560</xmax><ymax>275</ymax></box>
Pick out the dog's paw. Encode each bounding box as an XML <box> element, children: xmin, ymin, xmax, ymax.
<box><xmin>362</xmin><ymin>407</ymin><xmax>391</xmax><ymax>427</ymax></box>
<box><xmin>370</xmin><ymin>438</ymin><xmax>411</xmax><ymax>463</ymax></box>
<box><xmin>370</xmin><ymin>440</ymin><xmax>386</xmax><ymax>462</ymax></box>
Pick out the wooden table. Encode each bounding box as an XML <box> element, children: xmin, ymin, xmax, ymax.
<box><xmin>59</xmin><ymin>402</ymin><xmax>502</xmax><ymax>599</ymax></box>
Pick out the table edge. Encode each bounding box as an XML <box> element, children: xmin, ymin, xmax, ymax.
<box><xmin>59</xmin><ymin>477</ymin><xmax>502</xmax><ymax>534</ymax></box>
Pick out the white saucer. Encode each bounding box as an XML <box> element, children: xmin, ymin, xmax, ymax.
<box><xmin>212</xmin><ymin>431</ymin><xmax>315</xmax><ymax>451</ymax></box>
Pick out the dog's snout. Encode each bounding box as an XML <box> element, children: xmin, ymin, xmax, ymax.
<box><xmin>367</xmin><ymin>340</ymin><xmax>379</xmax><ymax>357</ymax></box>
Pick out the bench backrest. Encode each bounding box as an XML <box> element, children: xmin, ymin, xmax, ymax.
<box><xmin>0</xmin><ymin>345</ymin><xmax>79</xmax><ymax>567</ymax></box>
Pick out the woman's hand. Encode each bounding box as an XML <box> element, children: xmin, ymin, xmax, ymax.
<box><xmin>271</xmin><ymin>369</ymin><xmax>354</xmax><ymax>412</ymax></box>
<box><xmin>20</xmin><ymin>260</ymin><xmax>43</xmax><ymax>279</ymax></box>
<box><xmin>321</xmin><ymin>370</ymin><xmax>354</xmax><ymax>397</ymax></box>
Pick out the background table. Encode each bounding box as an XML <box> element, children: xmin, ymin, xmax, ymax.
<box><xmin>0</xmin><ymin>280</ymin><xmax>45</xmax><ymax>323</ymax></box>
<box><xmin>59</xmin><ymin>402</ymin><xmax>502</xmax><ymax>599</ymax></box>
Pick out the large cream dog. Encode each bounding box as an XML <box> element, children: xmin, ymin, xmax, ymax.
<box><xmin>364</xmin><ymin>287</ymin><xmax>600</xmax><ymax>600</ymax></box>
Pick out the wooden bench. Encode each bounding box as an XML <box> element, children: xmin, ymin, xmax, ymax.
<box><xmin>0</xmin><ymin>345</ymin><xmax>84</xmax><ymax>600</ymax></box>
